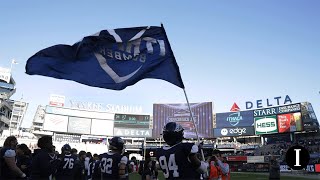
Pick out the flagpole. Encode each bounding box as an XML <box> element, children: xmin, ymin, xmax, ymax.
<box><xmin>183</xmin><ymin>88</ymin><xmax>206</xmax><ymax>162</ymax></box>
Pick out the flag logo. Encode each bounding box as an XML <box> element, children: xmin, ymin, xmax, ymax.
<box><xmin>26</xmin><ymin>25</ymin><xmax>184</xmax><ymax>90</ymax></box>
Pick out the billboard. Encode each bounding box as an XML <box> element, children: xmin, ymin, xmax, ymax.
<box><xmin>49</xmin><ymin>94</ymin><xmax>65</xmax><ymax>107</ymax></box>
<box><xmin>114</xmin><ymin>113</ymin><xmax>151</xmax><ymax>129</ymax></box>
<box><xmin>254</xmin><ymin>115</ymin><xmax>278</xmax><ymax>135</ymax></box>
<box><xmin>216</xmin><ymin>110</ymin><xmax>254</xmax><ymax>128</ymax></box>
<box><xmin>226</xmin><ymin>156</ymin><xmax>247</xmax><ymax>162</ymax></box>
<box><xmin>67</xmin><ymin>117</ymin><xmax>91</xmax><ymax>134</ymax></box>
<box><xmin>43</xmin><ymin>114</ymin><xmax>68</xmax><ymax>132</ymax></box>
<box><xmin>113</xmin><ymin>128</ymin><xmax>152</xmax><ymax>138</ymax></box>
<box><xmin>54</xmin><ymin>133</ymin><xmax>81</xmax><ymax>143</ymax></box>
<box><xmin>277</xmin><ymin>112</ymin><xmax>303</xmax><ymax>133</ymax></box>
<box><xmin>213</xmin><ymin>126</ymin><xmax>255</xmax><ymax>137</ymax></box>
<box><xmin>153</xmin><ymin>102</ymin><xmax>213</xmax><ymax>138</ymax></box>
<box><xmin>45</xmin><ymin>106</ymin><xmax>114</xmax><ymax>120</ymax></box>
<box><xmin>91</xmin><ymin>119</ymin><xmax>114</xmax><ymax>136</ymax></box>
<box><xmin>247</xmin><ymin>156</ymin><xmax>265</xmax><ymax>163</ymax></box>
<box><xmin>253</xmin><ymin>103</ymin><xmax>301</xmax><ymax>117</ymax></box>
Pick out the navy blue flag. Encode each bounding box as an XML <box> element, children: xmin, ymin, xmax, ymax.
<box><xmin>26</xmin><ymin>25</ymin><xmax>184</xmax><ymax>90</ymax></box>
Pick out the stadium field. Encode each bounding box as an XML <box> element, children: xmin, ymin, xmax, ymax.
<box><xmin>129</xmin><ymin>172</ymin><xmax>320</xmax><ymax>180</ymax></box>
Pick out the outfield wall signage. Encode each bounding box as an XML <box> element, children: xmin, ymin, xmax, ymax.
<box><xmin>254</xmin><ymin>115</ymin><xmax>278</xmax><ymax>135</ymax></box>
<box><xmin>277</xmin><ymin>112</ymin><xmax>303</xmax><ymax>133</ymax></box>
<box><xmin>213</xmin><ymin>126</ymin><xmax>255</xmax><ymax>137</ymax></box>
<box><xmin>247</xmin><ymin>156</ymin><xmax>265</xmax><ymax>163</ymax></box>
<box><xmin>226</xmin><ymin>156</ymin><xmax>247</xmax><ymax>162</ymax></box>
<box><xmin>246</xmin><ymin>95</ymin><xmax>292</xmax><ymax>109</ymax></box>
<box><xmin>216</xmin><ymin>144</ymin><xmax>234</xmax><ymax>149</ymax></box>
<box><xmin>216</xmin><ymin>110</ymin><xmax>254</xmax><ymax>128</ymax></box>
<box><xmin>253</xmin><ymin>103</ymin><xmax>301</xmax><ymax>117</ymax></box>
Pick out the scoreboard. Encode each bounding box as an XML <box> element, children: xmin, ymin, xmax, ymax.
<box><xmin>114</xmin><ymin>113</ymin><xmax>150</xmax><ymax>129</ymax></box>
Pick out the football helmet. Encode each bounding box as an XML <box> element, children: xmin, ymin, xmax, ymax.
<box><xmin>163</xmin><ymin>122</ymin><xmax>184</xmax><ymax>146</ymax></box>
<box><xmin>109</xmin><ymin>137</ymin><xmax>124</xmax><ymax>151</ymax></box>
<box><xmin>61</xmin><ymin>144</ymin><xmax>71</xmax><ymax>153</ymax></box>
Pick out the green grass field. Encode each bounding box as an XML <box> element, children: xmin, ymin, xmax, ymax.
<box><xmin>129</xmin><ymin>172</ymin><xmax>320</xmax><ymax>180</ymax></box>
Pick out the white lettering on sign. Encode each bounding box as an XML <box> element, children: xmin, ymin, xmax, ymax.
<box><xmin>246</xmin><ymin>95</ymin><xmax>292</xmax><ymax>109</ymax></box>
<box><xmin>69</xmin><ymin>100</ymin><xmax>143</xmax><ymax>114</ymax></box>
<box><xmin>114</xmin><ymin>128</ymin><xmax>151</xmax><ymax>137</ymax></box>
<box><xmin>294</xmin><ymin>149</ymin><xmax>301</xmax><ymax>166</ymax></box>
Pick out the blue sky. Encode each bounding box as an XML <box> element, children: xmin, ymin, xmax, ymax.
<box><xmin>0</xmin><ymin>1</ymin><xmax>319</xmax><ymax>128</ymax></box>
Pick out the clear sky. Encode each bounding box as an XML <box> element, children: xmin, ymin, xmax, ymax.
<box><xmin>0</xmin><ymin>1</ymin><xmax>319</xmax><ymax>128</ymax></box>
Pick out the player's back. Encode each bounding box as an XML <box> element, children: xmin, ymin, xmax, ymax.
<box><xmin>56</xmin><ymin>153</ymin><xmax>78</xmax><ymax>180</ymax></box>
<box><xmin>100</xmin><ymin>152</ymin><xmax>125</xmax><ymax>180</ymax></box>
<box><xmin>156</xmin><ymin>142</ymin><xmax>201</xmax><ymax>180</ymax></box>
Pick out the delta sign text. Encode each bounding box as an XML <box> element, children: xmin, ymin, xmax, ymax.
<box><xmin>245</xmin><ymin>95</ymin><xmax>292</xmax><ymax>110</ymax></box>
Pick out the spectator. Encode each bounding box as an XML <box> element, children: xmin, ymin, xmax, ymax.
<box><xmin>0</xmin><ymin>136</ymin><xmax>26</xmax><ymax>179</ymax></box>
<box><xmin>208</xmin><ymin>149</ymin><xmax>230</xmax><ymax>180</ymax></box>
<box><xmin>269</xmin><ymin>156</ymin><xmax>280</xmax><ymax>180</ymax></box>
<box><xmin>16</xmin><ymin>144</ymin><xmax>32</xmax><ymax>177</ymax></box>
<box><xmin>31</xmin><ymin>135</ymin><xmax>59</xmax><ymax>180</ymax></box>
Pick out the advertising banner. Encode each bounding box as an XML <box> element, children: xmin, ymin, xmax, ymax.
<box><xmin>213</xmin><ymin>126</ymin><xmax>255</xmax><ymax>137</ymax></box>
<box><xmin>43</xmin><ymin>114</ymin><xmax>68</xmax><ymax>132</ymax></box>
<box><xmin>68</xmin><ymin>117</ymin><xmax>91</xmax><ymax>134</ymax></box>
<box><xmin>240</xmin><ymin>145</ymin><xmax>260</xmax><ymax>150</ymax></box>
<box><xmin>247</xmin><ymin>156</ymin><xmax>265</xmax><ymax>163</ymax></box>
<box><xmin>46</xmin><ymin>106</ymin><xmax>114</xmax><ymax>120</ymax></box>
<box><xmin>254</xmin><ymin>115</ymin><xmax>278</xmax><ymax>135</ymax></box>
<box><xmin>91</xmin><ymin>119</ymin><xmax>114</xmax><ymax>136</ymax></box>
<box><xmin>54</xmin><ymin>133</ymin><xmax>81</xmax><ymax>143</ymax></box>
<box><xmin>280</xmin><ymin>165</ymin><xmax>291</xmax><ymax>172</ymax></box>
<box><xmin>226</xmin><ymin>156</ymin><xmax>247</xmax><ymax>162</ymax></box>
<box><xmin>277</xmin><ymin>112</ymin><xmax>303</xmax><ymax>133</ymax></box>
<box><xmin>216</xmin><ymin>144</ymin><xmax>234</xmax><ymax>149</ymax></box>
<box><xmin>254</xmin><ymin>103</ymin><xmax>301</xmax><ymax>117</ymax></box>
<box><xmin>49</xmin><ymin>94</ymin><xmax>65</xmax><ymax>107</ymax></box>
<box><xmin>216</xmin><ymin>110</ymin><xmax>254</xmax><ymax>128</ymax></box>
<box><xmin>113</xmin><ymin>128</ymin><xmax>152</xmax><ymax>138</ymax></box>
<box><xmin>153</xmin><ymin>102</ymin><xmax>213</xmax><ymax>138</ymax></box>
<box><xmin>315</xmin><ymin>164</ymin><xmax>320</xmax><ymax>172</ymax></box>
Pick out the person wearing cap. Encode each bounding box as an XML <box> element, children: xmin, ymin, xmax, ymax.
<box><xmin>208</xmin><ymin>149</ymin><xmax>230</xmax><ymax>180</ymax></box>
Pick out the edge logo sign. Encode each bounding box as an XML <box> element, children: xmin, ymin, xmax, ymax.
<box><xmin>214</xmin><ymin>127</ymin><xmax>254</xmax><ymax>137</ymax></box>
<box><xmin>255</xmin><ymin>115</ymin><xmax>278</xmax><ymax>135</ymax></box>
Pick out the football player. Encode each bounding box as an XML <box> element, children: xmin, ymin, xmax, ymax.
<box><xmin>100</xmin><ymin>137</ymin><xmax>128</xmax><ymax>180</ymax></box>
<box><xmin>156</xmin><ymin>122</ymin><xmax>208</xmax><ymax>179</ymax></box>
<box><xmin>55</xmin><ymin>144</ymin><xmax>78</xmax><ymax>180</ymax></box>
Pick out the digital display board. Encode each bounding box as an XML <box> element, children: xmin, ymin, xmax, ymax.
<box><xmin>114</xmin><ymin>114</ymin><xmax>150</xmax><ymax>129</ymax></box>
<box><xmin>68</xmin><ymin>117</ymin><xmax>91</xmax><ymax>134</ymax></box>
<box><xmin>277</xmin><ymin>112</ymin><xmax>302</xmax><ymax>133</ymax></box>
<box><xmin>43</xmin><ymin>114</ymin><xmax>68</xmax><ymax>132</ymax></box>
<box><xmin>254</xmin><ymin>115</ymin><xmax>278</xmax><ymax>135</ymax></box>
<box><xmin>91</xmin><ymin>119</ymin><xmax>114</xmax><ymax>136</ymax></box>
<box><xmin>216</xmin><ymin>110</ymin><xmax>254</xmax><ymax>128</ymax></box>
<box><xmin>153</xmin><ymin>102</ymin><xmax>213</xmax><ymax>138</ymax></box>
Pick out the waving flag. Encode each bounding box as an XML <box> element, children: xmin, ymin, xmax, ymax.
<box><xmin>26</xmin><ymin>25</ymin><xmax>184</xmax><ymax>90</ymax></box>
